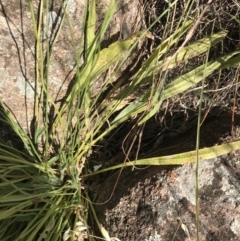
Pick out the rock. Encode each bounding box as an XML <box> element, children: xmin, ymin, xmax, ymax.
<box><xmin>95</xmin><ymin>154</ymin><xmax>240</xmax><ymax>241</ymax></box>
<box><xmin>0</xmin><ymin>0</ymin><xmax>144</xmax><ymax>132</ymax></box>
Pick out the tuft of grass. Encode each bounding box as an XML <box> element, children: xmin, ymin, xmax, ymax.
<box><xmin>0</xmin><ymin>0</ymin><xmax>240</xmax><ymax>240</ymax></box>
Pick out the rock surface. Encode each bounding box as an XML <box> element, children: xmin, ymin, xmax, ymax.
<box><xmin>95</xmin><ymin>155</ymin><xmax>240</xmax><ymax>241</ymax></box>
<box><xmin>0</xmin><ymin>0</ymin><xmax>144</xmax><ymax>132</ymax></box>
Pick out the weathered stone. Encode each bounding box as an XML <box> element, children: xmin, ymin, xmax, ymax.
<box><xmin>95</xmin><ymin>154</ymin><xmax>240</xmax><ymax>241</ymax></box>
<box><xmin>0</xmin><ymin>0</ymin><xmax>144</xmax><ymax>132</ymax></box>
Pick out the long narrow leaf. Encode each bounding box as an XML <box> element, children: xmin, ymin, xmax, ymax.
<box><xmin>112</xmin><ymin>51</ymin><xmax>240</xmax><ymax>126</ymax></box>
<box><xmin>86</xmin><ymin>0</ymin><xmax>96</xmax><ymax>50</ymax></box>
<box><xmin>163</xmin><ymin>51</ymin><xmax>240</xmax><ymax>100</ymax></box>
<box><xmin>83</xmin><ymin>139</ymin><xmax>240</xmax><ymax>176</ymax></box>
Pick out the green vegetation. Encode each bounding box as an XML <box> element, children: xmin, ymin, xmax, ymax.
<box><xmin>0</xmin><ymin>0</ymin><xmax>240</xmax><ymax>240</ymax></box>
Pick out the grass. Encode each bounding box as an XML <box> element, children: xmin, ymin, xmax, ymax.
<box><xmin>0</xmin><ymin>0</ymin><xmax>240</xmax><ymax>240</ymax></box>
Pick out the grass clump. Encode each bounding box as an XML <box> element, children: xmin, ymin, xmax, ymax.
<box><xmin>0</xmin><ymin>0</ymin><xmax>240</xmax><ymax>240</ymax></box>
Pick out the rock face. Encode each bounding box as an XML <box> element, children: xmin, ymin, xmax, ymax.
<box><xmin>0</xmin><ymin>0</ymin><xmax>144</xmax><ymax>132</ymax></box>
<box><xmin>95</xmin><ymin>155</ymin><xmax>240</xmax><ymax>241</ymax></box>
